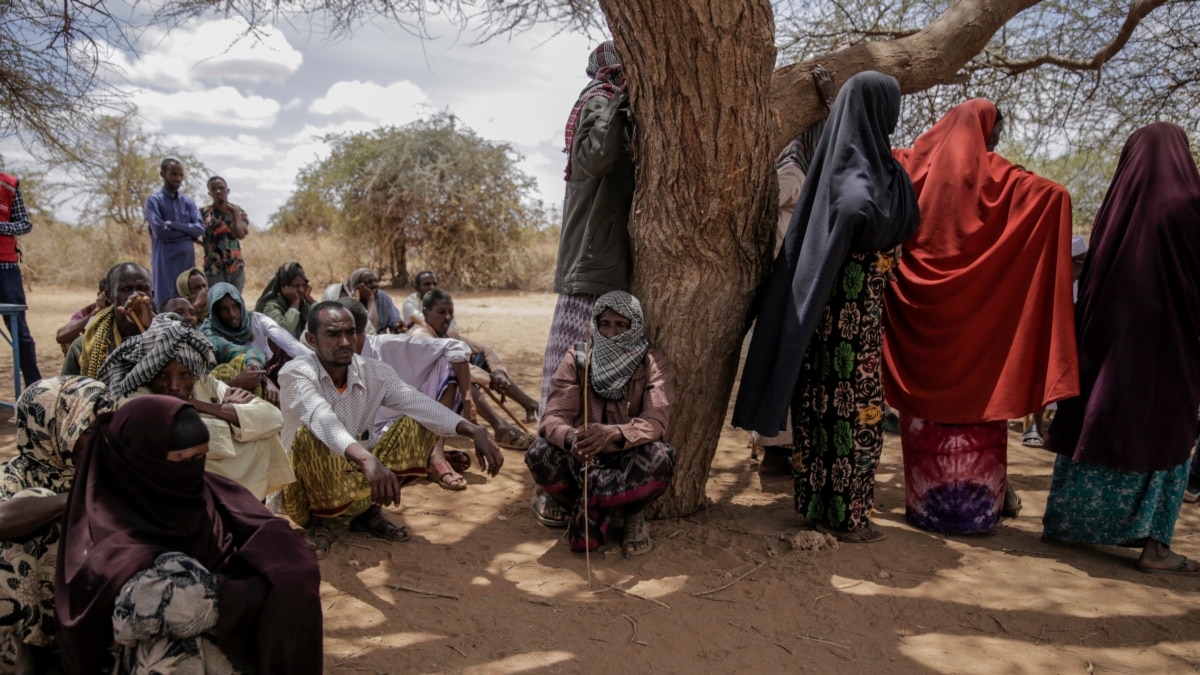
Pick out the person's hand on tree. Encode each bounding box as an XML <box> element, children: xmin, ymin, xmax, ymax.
<box><xmin>811</xmin><ymin>64</ymin><xmax>836</xmax><ymax>110</ymax></box>
<box><xmin>228</xmin><ymin>368</ymin><xmax>264</xmax><ymax>392</ymax></box>
<box><xmin>346</xmin><ymin>444</ymin><xmax>402</xmax><ymax>506</ymax></box>
<box><xmin>571</xmin><ymin>424</ymin><xmax>624</xmax><ymax>461</ymax></box>
<box><xmin>222</xmin><ymin>387</ymin><xmax>256</xmax><ymax>405</ymax></box>
<box><xmin>116</xmin><ymin>292</ymin><xmax>155</xmax><ymax>332</ymax></box>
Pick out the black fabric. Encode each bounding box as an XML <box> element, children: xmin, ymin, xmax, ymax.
<box><xmin>733</xmin><ymin>71</ymin><xmax>920</xmax><ymax>435</ymax></box>
<box><xmin>55</xmin><ymin>396</ymin><xmax>322</xmax><ymax>674</ymax></box>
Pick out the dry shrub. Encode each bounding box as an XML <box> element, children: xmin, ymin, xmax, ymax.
<box><xmin>18</xmin><ymin>222</ymin><xmax>144</xmax><ymax>290</ymax></box>
<box><xmin>15</xmin><ymin>223</ymin><xmax>560</xmax><ymax>295</ymax></box>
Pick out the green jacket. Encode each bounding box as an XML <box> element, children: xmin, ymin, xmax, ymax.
<box><xmin>554</xmin><ymin>93</ymin><xmax>635</xmax><ymax>296</ymax></box>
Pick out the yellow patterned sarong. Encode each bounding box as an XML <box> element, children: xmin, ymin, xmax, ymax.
<box><xmin>282</xmin><ymin>418</ymin><xmax>435</xmax><ymax>527</ymax></box>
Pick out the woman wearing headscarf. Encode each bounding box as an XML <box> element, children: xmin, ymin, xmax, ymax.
<box><xmin>99</xmin><ymin>313</ymin><xmax>295</xmax><ymax>500</ymax></box>
<box><xmin>321</xmin><ymin>268</ymin><xmax>401</xmax><ymax>333</ymax></box>
<box><xmin>174</xmin><ymin>266</ymin><xmax>209</xmax><ymax>322</ymax></box>
<box><xmin>203</xmin><ymin>282</ymin><xmax>310</xmax><ymax>402</ymax></box>
<box><xmin>539</xmin><ymin>40</ymin><xmax>635</xmax><ymax>417</ymax></box>
<box><xmin>55</xmin><ymin>396</ymin><xmax>323</xmax><ymax>673</ymax></box>
<box><xmin>883</xmin><ymin>99</ymin><xmax>1078</xmax><ymax>535</ymax></box>
<box><xmin>1042</xmin><ymin>123</ymin><xmax>1200</xmax><ymax>575</ymax></box>
<box><xmin>526</xmin><ymin>291</ymin><xmax>675</xmax><ymax>557</ymax></box>
<box><xmin>0</xmin><ymin>377</ymin><xmax>113</xmax><ymax>672</ymax></box>
<box><xmin>734</xmin><ymin>71</ymin><xmax>920</xmax><ymax>544</ymax></box>
<box><xmin>254</xmin><ymin>261</ymin><xmax>313</xmax><ymax>338</ymax></box>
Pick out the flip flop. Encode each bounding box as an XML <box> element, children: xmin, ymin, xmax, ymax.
<box><xmin>445</xmin><ymin>450</ymin><xmax>471</xmax><ymax>473</ymax></box>
<box><xmin>496</xmin><ymin>426</ymin><xmax>534</xmax><ymax>451</ymax></box>
<box><xmin>1021</xmin><ymin>428</ymin><xmax>1044</xmax><ymax>448</ymax></box>
<box><xmin>427</xmin><ymin>459</ymin><xmax>467</xmax><ymax>491</ymax></box>
<box><xmin>349</xmin><ymin>507</ymin><xmax>411</xmax><ymax>542</ymax></box>
<box><xmin>307</xmin><ymin>523</ymin><xmax>334</xmax><ymax>560</ymax></box>
<box><xmin>532</xmin><ymin>493</ymin><xmax>569</xmax><ymax>528</ymax></box>
<box><xmin>622</xmin><ymin>515</ymin><xmax>653</xmax><ymax>558</ymax></box>
<box><xmin>1136</xmin><ymin>556</ymin><xmax>1200</xmax><ymax>575</ymax></box>
<box><xmin>815</xmin><ymin>522</ymin><xmax>886</xmax><ymax>544</ymax></box>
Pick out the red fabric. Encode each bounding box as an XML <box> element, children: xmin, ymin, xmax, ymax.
<box><xmin>883</xmin><ymin>99</ymin><xmax>1079</xmax><ymax>423</ymax></box>
<box><xmin>0</xmin><ymin>174</ymin><xmax>17</xmax><ymax>262</ymax></box>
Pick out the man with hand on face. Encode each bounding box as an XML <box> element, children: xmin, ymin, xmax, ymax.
<box><xmin>526</xmin><ymin>291</ymin><xmax>676</xmax><ymax>559</ymax></box>
<box><xmin>200</xmin><ymin>176</ymin><xmax>249</xmax><ymax>291</ymax></box>
<box><xmin>98</xmin><ymin>312</ymin><xmax>295</xmax><ymax>500</ymax></box>
<box><xmin>62</xmin><ymin>263</ymin><xmax>156</xmax><ymax>378</ymax></box>
<box><xmin>279</xmin><ymin>301</ymin><xmax>503</xmax><ymax>559</ymax></box>
<box><xmin>145</xmin><ymin>157</ymin><xmax>205</xmax><ymax>304</ymax></box>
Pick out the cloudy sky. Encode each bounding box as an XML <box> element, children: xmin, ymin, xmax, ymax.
<box><xmin>45</xmin><ymin>13</ymin><xmax>602</xmax><ymax>228</ymax></box>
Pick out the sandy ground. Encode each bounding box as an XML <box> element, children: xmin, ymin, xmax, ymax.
<box><xmin>0</xmin><ymin>287</ymin><xmax>1197</xmax><ymax>674</ymax></box>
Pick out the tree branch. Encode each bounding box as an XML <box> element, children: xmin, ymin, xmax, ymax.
<box><xmin>984</xmin><ymin>0</ymin><xmax>1172</xmax><ymax>74</ymax></box>
<box><xmin>769</xmin><ymin>0</ymin><xmax>1045</xmax><ymax>151</ymax></box>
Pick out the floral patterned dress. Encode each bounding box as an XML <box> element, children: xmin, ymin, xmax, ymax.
<box><xmin>791</xmin><ymin>250</ymin><xmax>893</xmax><ymax>533</ymax></box>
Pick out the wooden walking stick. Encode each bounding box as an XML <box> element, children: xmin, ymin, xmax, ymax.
<box><xmin>582</xmin><ymin>325</ymin><xmax>593</xmax><ymax>588</ymax></box>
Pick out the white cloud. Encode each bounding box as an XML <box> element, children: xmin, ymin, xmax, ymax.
<box><xmin>114</xmin><ymin>18</ymin><xmax>303</xmax><ymax>91</ymax></box>
<box><xmin>309</xmin><ymin>80</ymin><xmax>433</xmax><ymax>126</ymax></box>
<box><xmin>131</xmin><ymin>86</ymin><xmax>281</xmax><ymax>129</ymax></box>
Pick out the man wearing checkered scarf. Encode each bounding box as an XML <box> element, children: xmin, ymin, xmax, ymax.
<box><xmin>97</xmin><ymin>313</ymin><xmax>295</xmax><ymax>500</ymax></box>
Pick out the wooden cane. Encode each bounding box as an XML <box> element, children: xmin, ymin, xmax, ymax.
<box><xmin>582</xmin><ymin>327</ymin><xmax>593</xmax><ymax>588</ymax></box>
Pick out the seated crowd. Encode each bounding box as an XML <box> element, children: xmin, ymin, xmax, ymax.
<box><xmin>0</xmin><ymin>255</ymin><xmax>672</xmax><ymax>672</ymax></box>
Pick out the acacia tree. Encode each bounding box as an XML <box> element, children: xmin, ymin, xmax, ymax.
<box><xmin>74</xmin><ymin>112</ymin><xmax>209</xmax><ymax>256</ymax></box>
<box><xmin>5</xmin><ymin>0</ymin><xmax>1196</xmax><ymax>516</ymax></box>
<box><xmin>277</xmin><ymin>113</ymin><xmax>543</xmax><ymax>289</ymax></box>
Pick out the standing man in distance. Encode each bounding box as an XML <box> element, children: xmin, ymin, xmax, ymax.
<box><xmin>145</xmin><ymin>157</ymin><xmax>205</xmax><ymax>304</ymax></box>
<box><xmin>0</xmin><ymin>171</ymin><xmax>42</xmax><ymax>388</ymax></box>
<box><xmin>200</xmin><ymin>175</ymin><xmax>249</xmax><ymax>292</ymax></box>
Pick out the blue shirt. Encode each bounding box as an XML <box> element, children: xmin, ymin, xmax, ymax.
<box><xmin>145</xmin><ymin>187</ymin><xmax>205</xmax><ymax>305</ymax></box>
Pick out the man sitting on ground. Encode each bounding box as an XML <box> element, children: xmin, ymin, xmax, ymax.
<box><xmin>99</xmin><ymin>313</ymin><xmax>295</xmax><ymax>500</ymax></box>
<box><xmin>62</xmin><ymin>263</ymin><xmax>155</xmax><ymax>378</ymax></box>
<box><xmin>526</xmin><ymin>291</ymin><xmax>676</xmax><ymax>558</ymax></box>
<box><xmin>336</xmin><ymin>298</ymin><xmax>479</xmax><ymax>491</ymax></box>
<box><xmin>55</xmin><ymin>276</ymin><xmax>109</xmax><ymax>354</ymax></box>
<box><xmin>160</xmin><ymin>296</ymin><xmax>201</xmax><ymax>328</ymax></box>
<box><xmin>410</xmin><ymin>289</ymin><xmax>539</xmax><ymax>449</ymax></box>
<box><xmin>279</xmin><ymin>301</ymin><xmax>503</xmax><ymax>559</ymax></box>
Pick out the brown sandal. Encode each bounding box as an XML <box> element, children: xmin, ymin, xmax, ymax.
<box><xmin>622</xmin><ymin>514</ymin><xmax>654</xmax><ymax>558</ymax></box>
<box><xmin>427</xmin><ymin>459</ymin><xmax>467</xmax><ymax>491</ymax></box>
<box><xmin>495</xmin><ymin>426</ymin><xmax>534</xmax><ymax>451</ymax></box>
<box><xmin>349</xmin><ymin>507</ymin><xmax>411</xmax><ymax>542</ymax></box>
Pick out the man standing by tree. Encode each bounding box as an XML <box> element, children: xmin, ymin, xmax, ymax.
<box><xmin>0</xmin><ymin>172</ymin><xmax>41</xmax><ymax>388</ymax></box>
<box><xmin>200</xmin><ymin>175</ymin><xmax>249</xmax><ymax>291</ymax></box>
<box><xmin>145</xmin><ymin>157</ymin><xmax>205</xmax><ymax>303</ymax></box>
<box><xmin>540</xmin><ymin>40</ymin><xmax>635</xmax><ymax>414</ymax></box>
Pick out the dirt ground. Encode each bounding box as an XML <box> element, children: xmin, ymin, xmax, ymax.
<box><xmin>1</xmin><ymin>287</ymin><xmax>1197</xmax><ymax>674</ymax></box>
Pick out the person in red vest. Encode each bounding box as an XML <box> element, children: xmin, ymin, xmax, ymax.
<box><xmin>0</xmin><ymin>173</ymin><xmax>42</xmax><ymax>388</ymax></box>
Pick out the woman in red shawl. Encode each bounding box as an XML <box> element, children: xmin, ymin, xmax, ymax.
<box><xmin>55</xmin><ymin>396</ymin><xmax>323</xmax><ymax>673</ymax></box>
<box><xmin>1043</xmin><ymin>123</ymin><xmax>1200</xmax><ymax>575</ymax></box>
<box><xmin>883</xmin><ymin>99</ymin><xmax>1079</xmax><ymax>535</ymax></box>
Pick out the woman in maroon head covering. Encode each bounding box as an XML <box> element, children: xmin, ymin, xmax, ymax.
<box><xmin>1043</xmin><ymin>123</ymin><xmax>1200</xmax><ymax>575</ymax></box>
<box><xmin>55</xmin><ymin>395</ymin><xmax>323</xmax><ymax>672</ymax></box>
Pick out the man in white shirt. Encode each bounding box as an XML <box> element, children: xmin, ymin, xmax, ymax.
<box><xmin>280</xmin><ymin>301</ymin><xmax>502</xmax><ymax>558</ymax></box>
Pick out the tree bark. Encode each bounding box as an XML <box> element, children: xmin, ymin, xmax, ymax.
<box><xmin>599</xmin><ymin>0</ymin><xmax>1057</xmax><ymax>518</ymax></box>
<box><xmin>598</xmin><ymin>0</ymin><xmax>778</xmax><ymax>517</ymax></box>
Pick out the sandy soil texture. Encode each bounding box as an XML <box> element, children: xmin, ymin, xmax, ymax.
<box><xmin>0</xmin><ymin>287</ymin><xmax>1197</xmax><ymax>674</ymax></box>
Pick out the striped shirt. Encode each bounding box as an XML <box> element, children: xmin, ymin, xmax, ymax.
<box><xmin>280</xmin><ymin>352</ymin><xmax>464</xmax><ymax>457</ymax></box>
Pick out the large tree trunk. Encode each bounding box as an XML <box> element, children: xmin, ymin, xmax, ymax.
<box><xmin>599</xmin><ymin>0</ymin><xmax>778</xmax><ymax>517</ymax></box>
